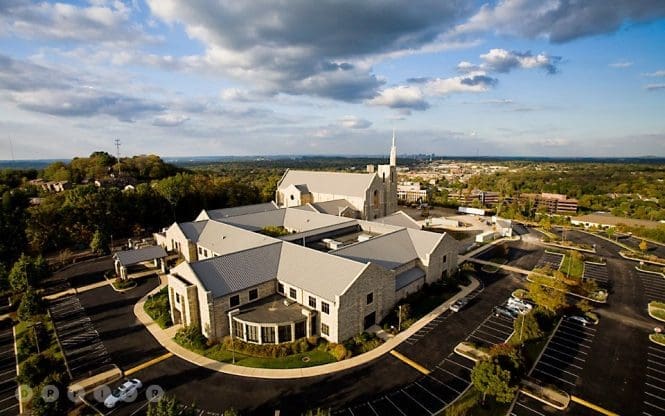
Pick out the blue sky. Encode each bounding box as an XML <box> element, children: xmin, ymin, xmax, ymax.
<box><xmin>0</xmin><ymin>0</ymin><xmax>664</xmax><ymax>159</ymax></box>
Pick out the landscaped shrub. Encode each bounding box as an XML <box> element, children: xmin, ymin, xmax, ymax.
<box><xmin>174</xmin><ymin>325</ymin><xmax>207</xmax><ymax>350</ymax></box>
<box><xmin>221</xmin><ymin>336</ymin><xmax>316</xmax><ymax>358</ymax></box>
<box><xmin>16</xmin><ymin>324</ymin><xmax>50</xmax><ymax>362</ymax></box>
<box><xmin>329</xmin><ymin>343</ymin><xmax>348</xmax><ymax>361</ymax></box>
<box><xmin>17</xmin><ymin>288</ymin><xmax>45</xmax><ymax>321</ymax></box>
<box><xmin>17</xmin><ymin>353</ymin><xmax>63</xmax><ymax>387</ymax></box>
<box><xmin>144</xmin><ymin>287</ymin><xmax>173</xmax><ymax>329</ymax></box>
<box><xmin>343</xmin><ymin>332</ymin><xmax>383</xmax><ymax>355</ymax></box>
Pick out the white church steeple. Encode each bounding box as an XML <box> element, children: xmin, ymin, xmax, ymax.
<box><xmin>390</xmin><ymin>129</ymin><xmax>397</xmax><ymax>167</ymax></box>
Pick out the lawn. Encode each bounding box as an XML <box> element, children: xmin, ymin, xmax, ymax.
<box><xmin>187</xmin><ymin>343</ymin><xmax>337</xmax><ymax>369</ymax></box>
<box><xmin>559</xmin><ymin>254</ymin><xmax>584</xmax><ymax>279</ymax></box>
<box><xmin>144</xmin><ymin>287</ymin><xmax>173</xmax><ymax>329</ymax></box>
<box><xmin>444</xmin><ymin>387</ymin><xmax>510</xmax><ymax>416</ymax></box>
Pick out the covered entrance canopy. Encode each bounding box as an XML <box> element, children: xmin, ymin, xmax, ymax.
<box><xmin>113</xmin><ymin>245</ymin><xmax>167</xmax><ymax>279</ymax></box>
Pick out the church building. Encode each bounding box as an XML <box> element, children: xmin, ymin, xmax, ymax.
<box><xmin>275</xmin><ymin>134</ymin><xmax>399</xmax><ymax>220</ymax></box>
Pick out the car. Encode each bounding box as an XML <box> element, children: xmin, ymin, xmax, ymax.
<box><xmin>567</xmin><ymin>315</ymin><xmax>596</xmax><ymax>326</ymax></box>
<box><xmin>507</xmin><ymin>298</ymin><xmax>533</xmax><ymax>312</ymax></box>
<box><xmin>505</xmin><ymin>303</ymin><xmax>529</xmax><ymax>315</ymax></box>
<box><xmin>104</xmin><ymin>379</ymin><xmax>142</xmax><ymax>408</ymax></box>
<box><xmin>493</xmin><ymin>306</ymin><xmax>517</xmax><ymax>319</ymax></box>
<box><xmin>450</xmin><ymin>298</ymin><xmax>469</xmax><ymax>312</ymax></box>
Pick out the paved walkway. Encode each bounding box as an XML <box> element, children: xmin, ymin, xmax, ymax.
<box><xmin>133</xmin><ymin>277</ymin><xmax>480</xmax><ymax>379</ymax></box>
<box><xmin>43</xmin><ymin>280</ymin><xmax>110</xmax><ymax>300</ymax></box>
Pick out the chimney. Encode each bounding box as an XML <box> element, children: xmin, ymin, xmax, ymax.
<box><xmin>366</xmin><ymin>164</ymin><xmax>375</xmax><ymax>173</ymax></box>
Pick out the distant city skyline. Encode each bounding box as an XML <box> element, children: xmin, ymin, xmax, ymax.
<box><xmin>1</xmin><ymin>1</ymin><xmax>664</xmax><ymax>159</ymax></box>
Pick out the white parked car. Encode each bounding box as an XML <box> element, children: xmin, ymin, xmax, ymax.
<box><xmin>567</xmin><ymin>315</ymin><xmax>596</xmax><ymax>326</ymax></box>
<box><xmin>507</xmin><ymin>298</ymin><xmax>533</xmax><ymax>312</ymax></box>
<box><xmin>104</xmin><ymin>379</ymin><xmax>142</xmax><ymax>408</ymax></box>
<box><xmin>450</xmin><ymin>298</ymin><xmax>469</xmax><ymax>312</ymax></box>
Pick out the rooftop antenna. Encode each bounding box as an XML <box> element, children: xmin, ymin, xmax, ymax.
<box><xmin>114</xmin><ymin>138</ymin><xmax>121</xmax><ymax>175</ymax></box>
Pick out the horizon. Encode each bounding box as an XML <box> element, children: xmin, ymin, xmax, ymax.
<box><xmin>0</xmin><ymin>1</ymin><xmax>664</xmax><ymax>158</ymax></box>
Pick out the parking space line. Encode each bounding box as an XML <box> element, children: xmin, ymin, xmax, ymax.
<box><xmin>428</xmin><ymin>374</ymin><xmax>463</xmax><ymax>394</ymax></box>
<box><xmin>645</xmin><ymin>391</ymin><xmax>665</xmax><ymax>403</ymax></box>
<box><xmin>515</xmin><ymin>401</ymin><xmax>546</xmax><ymax>416</ymax></box>
<box><xmin>479</xmin><ymin>323</ymin><xmax>513</xmax><ymax>336</ymax></box>
<box><xmin>445</xmin><ymin>359</ymin><xmax>472</xmax><ymax>371</ymax></box>
<box><xmin>435</xmin><ymin>366</ymin><xmax>469</xmax><ymax>383</ymax></box>
<box><xmin>469</xmin><ymin>334</ymin><xmax>496</xmax><ymax>345</ymax></box>
<box><xmin>570</xmin><ymin>396</ymin><xmax>619</xmax><ymax>416</ymax></box>
<box><xmin>646</xmin><ymin>382</ymin><xmax>665</xmax><ymax>393</ymax></box>
<box><xmin>557</xmin><ymin>327</ymin><xmax>594</xmax><ymax>342</ymax></box>
<box><xmin>541</xmin><ymin>353</ymin><xmax>583</xmax><ymax>370</ymax></box>
<box><xmin>415</xmin><ymin>381</ymin><xmax>446</xmax><ymax>405</ymax></box>
<box><xmin>533</xmin><ymin>368</ymin><xmax>575</xmax><ymax>386</ymax></box>
<box><xmin>645</xmin><ymin>401</ymin><xmax>665</xmax><ymax>412</ymax></box>
<box><xmin>485</xmin><ymin>319</ymin><xmax>514</xmax><ymax>331</ymax></box>
<box><xmin>648</xmin><ymin>351</ymin><xmax>665</xmax><ymax>361</ymax></box>
<box><xmin>474</xmin><ymin>329</ymin><xmax>507</xmax><ymax>342</ymax></box>
<box><xmin>401</xmin><ymin>388</ymin><xmax>433</xmax><ymax>413</ymax></box>
<box><xmin>384</xmin><ymin>396</ymin><xmax>407</xmax><ymax>416</ymax></box>
<box><xmin>537</xmin><ymin>360</ymin><xmax>579</xmax><ymax>378</ymax></box>
<box><xmin>549</xmin><ymin>339</ymin><xmax>589</xmax><ymax>354</ymax></box>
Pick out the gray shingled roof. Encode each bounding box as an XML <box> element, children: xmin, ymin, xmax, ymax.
<box><xmin>396</xmin><ymin>267</ymin><xmax>425</xmax><ymax>290</ymax></box>
<box><xmin>179</xmin><ymin>221</ymin><xmax>207</xmax><ymax>242</ymax></box>
<box><xmin>331</xmin><ymin>229</ymin><xmax>418</xmax><ymax>269</ymax></box>
<box><xmin>278</xmin><ymin>243</ymin><xmax>367</xmax><ymax>300</ymax></box>
<box><xmin>114</xmin><ymin>245</ymin><xmax>167</xmax><ymax>267</ymax></box>
<box><xmin>190</xmin><ymin>243</ymin><xmax>283</xmax><ymax>297</ymax></box>
<box><xmin>375</xmin><ymin>211</ymin><xmax>421</xmax><ymax>230</ymax></box>
<box><xmin>278</xmin><ymin>170</ymin><xmax>376</xmax><ymax>198</ymax></box>
<box><xmin>197</xmin><ymin>220</ymin><xmax>278</xmax><ymax>255</ymax></box>
<box><xmin>204</xmin><ymin>202</ymin><xmax>279</xmax><ymax>220</ymax></box>
<box><xmin>311</xmin><ymin>199</ymin><xmax>357</xmax><ymax>216</ymax></box>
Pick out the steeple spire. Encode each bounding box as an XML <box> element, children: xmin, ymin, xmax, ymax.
<box><xmin>390</xmin><ymin>129</ymin><xmax>397</xmax><ymax>166</ymax></box>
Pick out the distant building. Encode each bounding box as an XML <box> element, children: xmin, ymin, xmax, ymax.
<box><xmin>571</xmin><ymin>213</ymin><xmax>660</xmax><ymax>229</ymax></box>
<box><xmin>94</xmin><ymin>176</ymin><xmax>137</xmax><ymax>189</ymax></box>
<box><xmin>275</xmin><ymin>134</ymin><xmax>398</xmax><ymax>220</ymax></box>
<box><xmin>154</xmin><ymin>205</ymin><xmax>457</xmax><ymax>344</ymax></box>
<box><xmin>397</xmin><ymin>182</ymin><xmax>428</xmax><ymax>204</ymax></box>
<box><xmin>454</xmin><ymin>190</ymin><xmax>500</xmax><ymax>207</ymax></box>
<box><xmin>30</xmin><ymin>179</ymin><xmax>71</xmax><ymax>193</ymax></box>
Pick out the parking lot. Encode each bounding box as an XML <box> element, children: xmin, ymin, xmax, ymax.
<box><xmin>0</xmin><ymin>321</ymin><xmax>18</xmax><ymax>416</ymax></box>
<box><xmin>48</xmin><ymin>294</ymin><xmax>114</xmax><ymax>380</ymax></box>
<box><xmin>642</xmin><ymin>341</ymin><xmax>665</xmax><ymax>416</ymax></box>
<box><xmin>582</xmin><ymin>262</ymin><xmax>608</xmax><ymax>285</ymax></box>
<box><xmin>637</xmin><ymin>269</ymin><xmax>665</xmax><ymax>304</ymax></box>
<box><xmin>536</xmin><ymin>251</ymin><xmax>564</xmax><ymax>270</ymax></box>
<box><xmin>333</xmin><ymin>310</ymin><xmax>515</xmax><ymax>416</ymax></box>
<box><xmin>530</xmin><ymin>319</ymin><xmax>597</xmax><ymax>392</ymax></box>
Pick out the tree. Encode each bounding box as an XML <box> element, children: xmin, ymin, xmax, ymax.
<box><xmin>471</xmin><ymin>359</ymin><xmax>518</xmax><ymax>404</ymax></box>
<box><xmin>0</xmin><ymin>263</ymin><xmax>7</xmax><ymax>292</ymax></box>
<box><xmin>17</xmin><ymin>288</ymin><xmax>44</xmax><ymax>321</ymax></box>
<box><xmin>9</xmin><ymin>254</ymin><xmax>49</xmax><ymax>292</ymax></box>
<box><xmin>90</xmin><ymin>229</ymin><xmax>110</xmax><ymax>255</ymax></box>
<box><xmin>639</xmin><ymin>240</ymin><xmax>649</xmax><ymax>252</ymax></box>
<box><xmin>146</xmin><ymin>395</ymin><xmax>197</xmax><ymax>416</ymax></box>
<box><xmin>526</xmin><ymin>278</ymin><xmax>568</xmax><ymax>313</ymax></box>
<box><xmin>513</xmin><ymin>311</ymin><xmax>543</xmax><ymax>343</ymax></box>
<box><xmin>605</xmin><ymin>227</ymin><xmax>615</xmax><ymax>241</ymax></box>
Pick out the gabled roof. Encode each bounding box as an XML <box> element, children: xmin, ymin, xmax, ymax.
<box><xmin>114</xmin><ymin>245</ymin><xmax>167</xmax><ymax>267</ymax></box>
<box><xmin>310</xmin><ymin>199</ymin><xmax>358</xmax><ymax>216</ymax></box>
<box><xmin>198</xmin><ymin>202</ymin><xmax>279</xmax><ymax>221</ymax></box>
<box><xmin>179</xmin><ymin>220</ymin><xmax>208</xmax><ymax>243</ymax></box>
<box><xmin>277</xmin><ymin>243</ymin><xmax>367</xmax><ymax>301</ymax></box>
<box><xmin>197</xmin><ymin>220</ymin><xmax>278</xmax><ymax>255</ymax></box>
<box><xmin>374</xmin><ymin>211</ymin><xmax>421</xmax><ymax>230</ymax></box>
<box><xmin>278</xmin><ymin>169</ymin><xmax>377</xmax><ymax>198</ymax></box>
<box><xmin>331</xmin><ymin>229</ymin><xmax>418</xmax><ymax>269</ymax></box>
<box><xmin>189</xmin><ymin>243</ymin><xmax>283</xmax><ymax>297</ymax></box>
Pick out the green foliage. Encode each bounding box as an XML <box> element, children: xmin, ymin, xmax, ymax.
<box><xmin>146</xmin><ymin>395</ymin><xmax>197</xmax><ymax>416</ymax></box>
<box><xmin>29</xmin><ymin>376</ymin><xmax>68</xmax><ymax>416</ymax></box>
<box><xmin>90</xmin><ymin>229</ymin><xmax>110</xmax><ymax>254</ymax></box>
<box><xmin>17</xmin><ymin>352</ymin><xmax>64</xmax><ymax>387</ymax></box>
<box><xmin>0</xmin><ymin>188</ymin><xmax>29</xmax><ymax>266</ymax></box>
<box><xmin>144</xmin><ymin>287</ymin><xmax>173</xmax><ymax>328</ymax></box>
<box><xmin>513</xmin><ymin>311</ymin><xmax>544</xmax><ymax>343</ymax></box>
<box><xmin>329</xmin><ymin>343</ymin><xmax>349</xmax><ymax>361</ymax></box>
<box><xmin>259</xmin><ymin>225</ymin><xmax>290</xmax><ymax>237</ymax></box>
<box><xmin>303</xmin><ymin>409</ymin><xmax>330</xmax><ymax>416</ymax></box>
<box><xmin>221</xmin><ymin>336</ymin><xmax>319</xmax><ymax>359</ymax></box>
<box><xmin>9</xmin><ymin>254</ymin><xmax>48</xmax><ymax>292</ymax></box>
<box><xmin>174</xmin><ymin>325</ymin><xmax>208</xmax><ymax>350</ymax></box>
<box><xmin>17</xmin><ymin>288</ymin><xmax>44</xmax><ymax>321</ymax></box>
<box><xmin>640</xmin><ymin>240</ymin><xmax>649</xmax><ymax>252</ymax></box>
<box><xmin>526</xmin><ymin>277</ymin><xmax>568</xmax><ymax>313</ymax></box>
<box><xmin>471</xmin><ymin>359</ymin><xmax>518</xmax><ymax>404</ymax></box>
<box><xmin>0</xmin><ymin>263</ymin><xmax>7</xmax><ymax>292</ymax></box>
<box><xmin>343</xmin><ymin>332</ymin><xmax>382</xmax><ymax>355</ymax></box>
<box><xmin>16</xmin><ymin>324</ymin><xmax>50</xmax><ymax>362</ymax></box>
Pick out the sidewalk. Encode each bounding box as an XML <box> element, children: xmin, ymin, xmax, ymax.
<box><xmin>133</xmin><ymin>277</ymin><xmax>480</xmax><ymax>379</ymax></box>
<box><xmin>43</xmin><ymin>280</ymin><xmax>110</xmax><ymax>300</ymax></box>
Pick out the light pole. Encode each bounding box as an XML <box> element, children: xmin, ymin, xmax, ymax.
<box><xmin>398</xmin><ymin>305</ymin><xmax>403</xmax><ymax>332</ymax></box>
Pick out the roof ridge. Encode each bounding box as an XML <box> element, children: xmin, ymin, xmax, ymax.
<box><xmin>193</xmin><ymin>240</ymin><xmax>284</xmax><ymax>265</ymax></box>
<box><xmin>330</xmin><ymin>227</ymin><xmax>408</xmax><ymax>254</ymax></box>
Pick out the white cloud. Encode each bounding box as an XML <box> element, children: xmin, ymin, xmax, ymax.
<box><xmin>153</xmin><ymin>114</ymin><xmax>189</xmax><ymax>127</ymax></box>
<box><xmin>609</xmin><ymin>61</ymin><xmax>633</xmax><ymax>68</ymax></box>
<box><xmin>643</xmin><ymin>70</ymin><xmax>665</xmax><ymax>77</ymax></box>
<box><xmin>339</xmin><ymin>116</ymin><xmax>372</xmax><ymax>129</ymax></box>
<box><xmin>427</xmin><ymin>72</ymin><xmax>497</xmax><ymax>94</ymax></box>
<box><xmin>458</xmin><ymin>49</ymin><xmax>561</xmax><ymax>74</ymax></box>
<box><xmin>367</xmin><ymin>86</ymin><xmax>429</xmax><ymax>111</ymax></box>
<box><xmin>645</xmin><ymin>84</ymin><xmax>665</xmax><ymax>91</ymax></box>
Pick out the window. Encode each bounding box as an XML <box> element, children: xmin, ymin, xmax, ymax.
<box><xmin>204</xmin><ymin>249</ymin><xmax>208</xmax><ymax>257</ymax></box>
<box><xmin>246</xmin><ymin>324</ymin><xmax>258</xmax><ymax>342</ymax></box>
<box><xmin>249</xmin><ymin>289</ymin><xmax>258</xmax><ymax>301</ymax></box>
<box><xmin>295</xmin><ymin>321</ymin><xmax>306</xmax><ymax>339</ymax></box>
<box><xmin>198</xmin><ymin>246</ymin><xmax>202</xmax><ymax>255</ymax></box>
<box><xmin>230</xmin><ymin>295</ymin><xmax>240</xmax><ymax>307</ymax></box>
<box><xmin>308</xmin><ymin>296</ymin><xmax>316</xmax><ymax>308</ymax></box>
<box><xmin>321</xmin><ymin>302</ymin><xmax>330</xmax><ymax>314</ymax></box>
<box><xmin>366</xmin><ymin>292</ymin><xmax>373</xmax><ymax>305</ymax></box>
<box><xmin>321</xmin><ymin>323</ymin><xmax>329</xmax><ymax>336</ymax></box>
<box><xmin>261</xmin><ymin>326</ymin><xmax>275</xmax><ymax>343</ymax></box>
<box><xmin>277</xmin><ymin>283</ymin><xmax>284</xmax><ymax>294</ymax></box>
<box><xmin>232</xmin><ymin>320</ymin><xmax>243</xmax><ymax>338</ymax></box>
<box><xmin>175</xmin><ymin>293</ymin><xmax>181</xmax><ymax>304</ymax></box>
<box><xmin>443</xmin><ymin>255</ymin><xmax>447</xmax><ymax>264</ymax></box>
<box><xmin>278</xmin><ymin>325</ymin><xmax>292</xmax><ymax>342</ymax></box>
<box><xmin>290</xmin><ymin>194</ymin><xmax>295</xmax><ymax>200</ymax></box>
<box><xmin>289</xmin><ymin>288</ymin><xmax>297</xmax><ymax>299</ymax></box>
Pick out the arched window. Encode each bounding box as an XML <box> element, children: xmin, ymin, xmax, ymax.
<box><xmin>373</xmin><ymin>189</ymin><xmax>379</xmax><ymax>208</ymax></box>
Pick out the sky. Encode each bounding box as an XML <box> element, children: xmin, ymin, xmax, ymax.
<box><xmin>1</xmin><ymin>0</ymin><xmax>665</xmax><ymax>159</ymax></box>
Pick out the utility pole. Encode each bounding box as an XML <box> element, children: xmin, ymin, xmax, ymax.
<box><xmin>398</xmin><ymin>305</ymin><xmax>403</xmax><ymax>332</ymax></box>
<box><xmin>114</xmin><ymin>138</ymin><xmax>121</xmax><ymax>175</ymax></box>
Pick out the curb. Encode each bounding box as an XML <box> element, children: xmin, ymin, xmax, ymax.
<box><xmin>525</xmin><ymin>275</ymin><xmax>608</xmax><ymax>304</ymax></box>
<box><xmin>134</xmin><ymin>278</ymin><xmax>480</xmax><ymax>379</ymax></box>
<box><xmin>649</xmin><ymin>333</ymin><xmax>665</xmax><ymax>347</ymax></box>
<box><xmin>621</xmin><ymin>252</ymin><xmax>665</xmax><ymax>266</ymax></box>
<box><xmin>12</xmin><ymin>325</ymin><xmax>22</xmax><ymax>414</ymax></box>
<box><xmin>542</xmin><ymin>241</ymin><xmax>596</xmax><ymax>254</ymax></box>
<box><xmin>647</xmin><ymin>305</ymin><xmax>665</xmax><ymax>323</ymax></box>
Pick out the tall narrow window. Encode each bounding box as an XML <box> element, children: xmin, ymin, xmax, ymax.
<box><xmin>230</xmin><ymin>295</ymin><xmax>240</xmax><ymax>307</ymax></box>
<box><xmin>308</xmin><ymin>296</ymin><xmax>316</xmax><ymax>308</ymax></box>
<box><xmin>366</xmin><ymin>292</ymin><xmax>373</xmax><ymax>305</ymax></box>
<box><xmin>321</xmin><ymin>302</ymin><xmax>330</xmax><ymax>314</ymax></box>
<box><xmin>249</xmin><ymin>289</ymin><xmax>258</xmax><ymax>301</ymax></box>
<box><xmin>321</xmin><ymin>323</ymin><xmax>329</xmax><ymax>336</ymax></box>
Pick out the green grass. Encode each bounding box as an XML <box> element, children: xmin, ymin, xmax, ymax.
<box><xmin>112</xmin><ymin>278</ymin><xmax>136</xmax><ymax>290</ymax></box>
<box><xmin>559</xmin><ymin>254</ymin><xmax>584</xmax><ymax>279</ymax></box>
<box><xmin>651</xmin><ymin>308</ymin><xmax>665</xmax><ymax>321</ymax></box>
<box><xmin>144</xmin><ymin>287</ymin><xmax>173</xmax><ymax>329</ymax></box>
<box><xmin>651</xmin><ymin>301</ymin><xmax>665</xmax><ymax>309</ymax></box>
<box><xmin>651</xmin><ymin>333</ymin><xmax>665</xmax><ymax>346</ymax></box>
<box><xmin>444</xmin><ymin>387</ymin><xmax>510</xmax><ymax>416</ymax></box>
